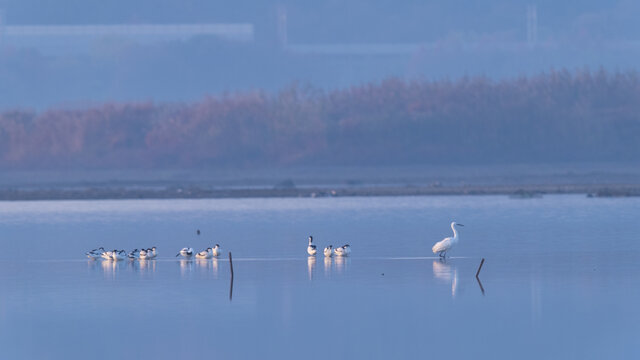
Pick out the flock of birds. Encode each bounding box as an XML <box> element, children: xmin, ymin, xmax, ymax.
<box><xmin>306</xmin><ymin>236</ymin><xmax>351</xmax><ymax>257</ymax></box>
<box><xmin>86</xmin><ymin>245</ymin><xmax>224</xmax><ymax>261</ymax></box>
<box><xmin>86</xmin><ymin>221</ymin><xmax>464</xmax><ymax>261</ymax></box>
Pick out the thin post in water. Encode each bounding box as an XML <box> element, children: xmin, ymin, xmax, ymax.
<box><xmin>229</xmin><ymin>252</ymin><xmax>234</xmax><ymax>301</ymax></box>
<box><xmin>475</xmin><ymin>258</ymin><xmax>485</xmax><ymax>278</ymax></box>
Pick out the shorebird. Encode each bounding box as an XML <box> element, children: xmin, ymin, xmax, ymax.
<box><xmin>334</xmin><ymin>244</ymin><xmax>351</xmax><ymax>256</ymax></box>
<box><xmin>324</xmin><ymin>245</ymin><xmax>333</xmax><ymax>257</ymax></box>
<box><xmin>432</xmin><ymin>222</ymin><xmax>464</xmax><ymax>258</ymax></box>
<box><xmin>211</xmin><ymin>244</ymin><xmax>222</xmax><ymax>257</ymax></box>
<box><xmin>307</xmin><ymin>236</ymin><xmax>317</xmax><ymax>256</ymax></box>
<box><xmin>86</xmin><ymin>247</ymin><xmax>105</xmax><ymax>260</ymax></box>
<box><xmin>101</xmin><ymin>249</ymin><xmax>116</xmax><ymax>260</ymax></box>
<box><xmin>196</xmin><ymin>248</ymin><xmax>213</xmax><ymax>259</ymax></box>
<box><xmin>176</xmin><ymin>247</ymin><xmax>194</xmax><ymax>259</ymax></box>
<box><xmin>111</xmin><ymin>250</ymin><xmax>127</xmax><ymax>261</ymax></box>
<box><xmin>127</xmin><ymin>249</ymin><xmax>140</xmax><ymax>260</ymax></box>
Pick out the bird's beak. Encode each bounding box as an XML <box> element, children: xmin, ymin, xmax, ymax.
<box><xmin>457</xmin><ymin>224</ymin><xmax>464</xmax><ymax>226</ymax></box>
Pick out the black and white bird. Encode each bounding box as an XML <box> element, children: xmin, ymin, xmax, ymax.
<box><xmin>139</xmin><ymin>247</ymin><xmax>157</xmax><ymax>260</ymax></box>
<box><xmin>307</xmin><ymin>236</ymin><xmax>317</xmax><ymax>256</ymax></box>
<box><xmin>323</xmin><ymin>245</ymin><xmax>333</xmax><ymax>257</ymax></box>
<box><xmin>128</xmin><ymin>249</ymin><xmax>140</xmax><ymax>260</ymax></box>
<box><xmin>176</xmin><ymin>247</ymin><xmax>194</xmax><ymax>259</ymax></box>
<box><xmin>111</xmin><ymin>250</ymin><xmax>127</xmax><ymax>261</ymax></box>
<box><xmin>196</xmin><ymin>247</ymin><xmax>213</xmax><ymax>259</ymax></box>
<box><xmin>86</xmin><ymin>247</ymin><xmax>105</xmax><ymax>260</ymax></box>
<box><xmin>211</xmin><ymin>244</ymin><xmax>222</xmax><ymax>257</ymax></box>
<box><xmin>334</xmin><ymin>244</ymin><xmax>351</xmax><ymax>257</ymax></box>
<box><xmin>101</xmin><ymin>249</ymin><xmax>116</xmax><ymax>260</ymax></box>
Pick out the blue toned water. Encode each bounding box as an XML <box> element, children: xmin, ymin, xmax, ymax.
<box><xmin>0</xmin><ymin>195</ymin><xmax>639</xmax><ymax>359</ymax></box>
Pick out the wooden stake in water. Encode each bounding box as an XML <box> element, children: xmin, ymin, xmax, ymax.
<box><xmin>229</xmin><ymin>252</ymin><xmax>234</xmax><ymax>301</ymax></box>
<box><xmin>475</xmin><ymin>258</ymin><xmax>485</xmax><ymax>278</ymax></box>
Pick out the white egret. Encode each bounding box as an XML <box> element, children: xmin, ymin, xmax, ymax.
<box><xmin>432</xmin><ymin>222</ymin><xmax>464</xmax><ymax>258</ymax></box>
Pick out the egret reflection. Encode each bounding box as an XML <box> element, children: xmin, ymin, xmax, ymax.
<box><xmin>307</xmin><ymin>256</ymin><xmax>316</xmax><ymax>280</ymax></box>
<box><xmin>432</xmin><ymin>259</ymin><xmax>458</xmax><ymax>298</ymax></box>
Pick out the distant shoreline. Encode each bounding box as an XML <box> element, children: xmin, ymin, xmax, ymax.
<box><xmin>1</xmin><ymin>183</ymin><xmax>639</xmax><ymax>201</ymax></box>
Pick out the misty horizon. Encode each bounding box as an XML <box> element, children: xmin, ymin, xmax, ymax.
<box><xmin>2</xmin><ymin>1</ymin><xmax>640</xmax><ymax>109</ymax></box>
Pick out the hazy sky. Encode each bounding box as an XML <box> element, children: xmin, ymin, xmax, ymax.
<box><xmin>1</xmin><ymin>1</ymin><xmax>639</xmax><ymax>109</ymax></box>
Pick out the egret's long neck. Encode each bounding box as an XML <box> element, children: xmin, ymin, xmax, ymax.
<box><xmin>451</xmin><ymin>224</ymin><xmax>458</xmax><ymax>239</ymax></box>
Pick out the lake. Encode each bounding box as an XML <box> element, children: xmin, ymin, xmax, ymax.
<box><xmin>0</xmin><ymin>195</ymin><xmax>638</xmax><ymax>359</ymax></box>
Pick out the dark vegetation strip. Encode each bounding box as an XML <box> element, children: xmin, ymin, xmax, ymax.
<box><xmin>1</xmin><ymin>69</ymin><xmax>640</xmax><ymax>169</ymax></box>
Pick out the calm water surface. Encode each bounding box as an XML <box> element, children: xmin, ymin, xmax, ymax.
<box><xmin>0</xmin><ymin>195</ymin><xmax>639</xmax><ymax>359</ymax></box>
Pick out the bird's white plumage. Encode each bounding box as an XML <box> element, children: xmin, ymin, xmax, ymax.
<box><xmin>432</xmin><ymin>221</ymin><xmax>463</xmax><ymax>257</ymax></box>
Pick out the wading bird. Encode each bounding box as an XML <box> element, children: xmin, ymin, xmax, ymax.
<box><xmin>111</xmin><ymin>250</ymin><xmax>127</xmax><ymax>261</ymax></box>
<box><xmin>324</xmin><ymin>245</ymin><xmax>333</xmax><ymax>257</ymax></box>
<box><xmin>176</xmin><ymin>247</ymin><xmax>194</xmax><ymax>259</ymax></box>
<box><xmin>196</xmin><ymin>248</ymin><xmax>213</xmax><ymax>259</ymax></box>
<box><xmin>307</xmin><ymin>236</ymin><xmax>317</xmax><ymax>256</ymax></box>
<box><xmin>211</xmin><ymin>244</ymin><xmax>222</xmax><ymax>257</ymax></box>
<box><xmin>432</xmin><ymin>222</ymin><xmax>464</xmax><ymax>258</ymax></box>
<box><xmin>86</xmin><ymin>247</ymin><xmax>105</xmax><ymax>260</ymax></box>
<box><xmin>334</xmin><ymin>244</ymin><xmax>351</xmax><ymax>256</ymax></box>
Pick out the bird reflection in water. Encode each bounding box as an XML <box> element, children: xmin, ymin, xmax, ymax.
<box><xmin>334</xmin><ymin>255</ymin><xmax>349</xmax><ymax>274</ymax></box>
<box><xmin>195</xmin><ymin>258</ymin><xmax>219</xmax><ymax>278</ymax></box>
<box><xmin>138</xmin><ymin>259</ymin><xmax>156</xmax><ymax>274</ymax></box>
<box><xmin>179</xmin><ymin>259</ymin><xmax>194</xmax><ymax>278</ymax></box>
<box><xmin>432</xmin><ymin>259</ymin><xmax>458</xmax><ymax>298</ymax></box>
<box><xmin>323</xmin><ymin>256</ymin><xmax>332</xmax><ymax>276</ymax></box>
<box><xmin>101</xmin><ymin>259</ymin><xmax>123</xmax><ymax>279</ymax></box>
<box><xmin>212</xmin><ymin>258</ymin><xmax>219</xmax><ymax>278</ymax></box>
<box><xmin>307</xmin><ymin>256</ymin><xmax>316</xmax><ymax>280</ymax></box>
